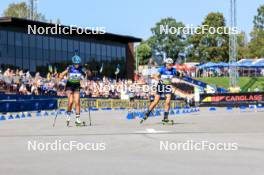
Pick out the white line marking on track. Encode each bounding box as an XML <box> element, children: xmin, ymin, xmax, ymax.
<box><xmin>135</xmin><ymin>128</ymin><xmax>171</xmax><ymax>134</ymax></box>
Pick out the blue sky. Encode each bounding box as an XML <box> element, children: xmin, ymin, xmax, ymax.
<box><xmin>0</xmin><ymin>0</ymin><xmax>263</xmax><ymax>40</ymax></box>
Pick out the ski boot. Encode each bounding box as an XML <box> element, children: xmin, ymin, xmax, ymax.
<box><xmin>140</xmin><ymin>111</ymin><xmax>150</xmax><ymax>124</ymax></box>
<box><xmin>75</xmin><ymin>115</ymin><xmax>86</xmax><ymax>126</ymax></box>
<box><xmin>66</xmin><ymin>111</ymin><xmax>71</xmax><ymax>127</ymax></box>
<box><xmin>161</xmin><ymin>112</ymin><xmax>174</xmax><ymax>125</ymax></box>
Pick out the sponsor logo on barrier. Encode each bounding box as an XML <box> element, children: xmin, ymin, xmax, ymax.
<box><xmin>200</xmin><ymin>92</ymin><xmax>264</xmax><ymax>105</ymax></box>
<box><xmin>225</xmin><ymin>95</ymin><xmax>262</xmax><ymax>101</ymax></box>
<box><xmin>202</xmin><ymin>95</ymin><xmax>262</xmax><ymax>102</ymax></box>
<box><xmin>57</xmin><ymin>99</ymin><xmax>185</xmax><ymax>110</ymax></box>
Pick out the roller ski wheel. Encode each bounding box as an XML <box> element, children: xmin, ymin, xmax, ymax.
<box><xmin>162</xmin><ymin>119</ymin><xmax>174</xmax><ymax>125</ymax></box>
<box><xmin>75</xmin><ymin>121</ymin><xmax>86</xmax><ymax>127</ymax></box>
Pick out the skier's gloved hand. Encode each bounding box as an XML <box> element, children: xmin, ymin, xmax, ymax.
<box><xmin>158</xmin><ymin>79</ymin><xmax>163</xmax><ymax>84</ymax></box>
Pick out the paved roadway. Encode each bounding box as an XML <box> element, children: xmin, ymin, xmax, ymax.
<box><xmin>0</xmin><ymin>108</ymin><xmax>263</xmax><ymax>175</ymax></box>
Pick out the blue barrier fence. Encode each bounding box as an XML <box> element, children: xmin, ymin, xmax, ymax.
<box><xmin>0</xmin><ymin>94</ymin><xmax>58</xmax><ymax>112</ymax></box>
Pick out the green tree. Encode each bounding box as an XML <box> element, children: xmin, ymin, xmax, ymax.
<box><xmin>237</xmin><ymin>31</ymin><xmax>251</xmax><ymax>59</ymax></box>
<box><xmin>248</xmin><ymin>5</ymin><xmax>264</xmax><ymax>58</ymax></box>
<box><xmin>248</xmin><ymin>28</ymin><xmax>264</xmax><ymax>58</ymax></box>
<box><xmin>3</xmin><ymin>1</ymin><xmax>46</xmax><ymax>21</ymax></box>
<box><xmin>3</xmin><ymin>2</ymin><xmax>28</xmax><ymax>18</ymax></box>
<box><xmin>253</xmin><ymin>5</ymin><xmax>264</xmax><ymax>29</ymax></box>
<box><xmin>137</xmin><ymin>42</ymin><xmax>152</xmax><ymax>65</ymax></box>
<box><xmin>148</xmin><ymin>17</ymin><xmax>187</xmax><ymax>61</ymax></box>
<box><xmin>188</xmin><ymin>12</ymin><xmax>229</xmax><ymax>62</ymax></box>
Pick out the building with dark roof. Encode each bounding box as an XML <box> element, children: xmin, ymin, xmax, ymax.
<box><xmin>0</xmin><ymin>17</ymin><xmax>141</xmax><ymax>79</ymax></box>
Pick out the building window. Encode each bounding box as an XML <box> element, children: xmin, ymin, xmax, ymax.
<box><xmin>79</xmin><ymin>41</ymin><xmax>85</xmax><ymax>62</ymax></box>
<box><xmin>30</xmin><ymin>59</ymin><xmax>36</xmax><ymax>72</ymax></box>
<box><xmin>117</xmin><ymin>46</ymin><xmax>122</xmax><ymax>60</ymax></box>
<box><xmin>91</xmin><ymin>42</ymin><xmax>96</xmax><ymax>56</ymax></box>
<box><xmin>8</xmin><ymin>31</ymin><xmax>15</xmax><ymax>45</ymax></box>
<box><xmin>8</xmin><ymin>45</ymin><xmax>15</xmax><ymax>58</ymax></box>
<box><xmin>61</xmin><ymin>39</ymin><xmax>68</xmax><ymax>61</ymax></box>
<box><xmin>55</xmin><ymin>38</ymin><xmax>61</xmax><ymax>51</ymax></box>
<box><xmin>22</xmin><ymin>34</ymin><xmax>29</xmax><ymax>47</ymax></box>
<box><xmin>55</xmin><ymin>38</ymin><xmax>62</xmax><ymax>62</ymax></box>
<box><xmin>43</xmin><ymin>36</ymin><xmax>49</xmax><ymax>49</ymax></box>
<box><xmin>62</xmin><ymin>39</ymin><xmax>67</xmax><ymax>51</ymax></box>
<box><xmin>8</xmin><ymin>57</ymin><xmax>15</xmax><ymax>66</ymax></box>
<box><xmin>15</xmin><ymin>32</ymin><xmax>22</xmax><ymax>46</ymax></box>
<box><xmin>101</xmin><ymin>44</ymin><xmax>107</xmax><ymax>60</ymax></box>
<box><xmin>49</xmin><ymin>37</ymin><xmax>55</xmax><ymax>50</ymax></box>
<box><xmin>23</xmin><ymin>58</ymin><xmax>29</xmax><ymax>70</ymax></box>
<box><xmin>106</xmin><ymin>45</ymin><xmax>111</xmax><ymax>61</ymax></box>
<box><xmin>85</xmin><ymin>42</ymin><xmax>90</xmax><ymax>56</ymax></box>
<box><xmin>23</xmin><ymin>45</ymin><xmax>29</xmax><ymax>61</ymax></box>
<box><xmin>35</xmin><ymin>35</ymin><xmax>43</xmax><ymax>61</ymax></box>
<box><xmin>68</xmin><ymin>39</ymin><xmax>73</xmax><ymax>52</ymax></box>
<box><xmin>36</xmin><ymin>35</ymin><xmax>43</xmax><ymax>48</ymax></box>
<box><xmin>0</xmin><ymin>30</ymin><xmax>8</xmax><ymax>45</ymax></box>
<box><xmin>43</xmin><ymin>36</ymin><xmax>49</xmax><ymax>61</ymax></box>
<box><xmin>96</xmin><ymin>43</ymin><xmax>101</xmax><ymax>60</ymax></box>
<box><xmin>15</xmin><ymin>46</ymin><xmax>22</xmax><ymax>60</ymax></box>
<box><xmin>74</xmin><ymin>40</ymin><xmax>79</xmax><ymax>52</ymax></box>
<box><xmin>50</xmin><ymin>37</ymin><xmax>55</xmax><ymax>62</ymax></box>
<box><xmin>85</xmin><ymin>42</ymin><xmax>90</xmax><ymax>53</ymax></box>
<box><xmin>121</xmin><ymin>47</ymin><xmax>126</xmax><ymax>58</ymax></box>
<box><xmin>80</xmin><ymin>41</ymin><xmax>85</xmax><ymax>53</ymax></box>
<box><xmin>29</xmin><ymin>47</ymin><xmax>36</xmax><ymax>60</ymax></box>
<box><xmin>29</xmin><ymin>34</ymin><xmax>35</xmax><ymax>48</ymax></box>
<box><xmin>16</xmin><ymin>58</ymin><xmax>23</xmax><ymax>69</ymax></box>
<box><xmin>111</xmin><ymin>46</ymin><xmax>117</xmax><ymax>59</ymax></box>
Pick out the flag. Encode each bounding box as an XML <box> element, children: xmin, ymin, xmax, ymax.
<box><xmin>115</xmin><ymin>64</ymin><xmax>120</xmax><ymax>75</ymax></box>
<box><xmin>100</xmin><ymin>63</ymin><xmax>104</xmax><ymax>73</ymax></box>
<box><xmin>48</xmin><ymin>64</ymin><xmax>53</xmax><ymax>73</ymax></box>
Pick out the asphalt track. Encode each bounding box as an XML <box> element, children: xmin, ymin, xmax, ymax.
<box><xmin>0</xmin><ymin>108</ymin><xmax>264</xmax><ymax>175</ymax></box>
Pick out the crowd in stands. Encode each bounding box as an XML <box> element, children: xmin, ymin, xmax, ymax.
<box><xmin>0</xmin><ymin>68</ymin><xmax>177</xmax><ymax>99</ymax></box>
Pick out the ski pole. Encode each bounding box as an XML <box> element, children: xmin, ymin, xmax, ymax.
<box><xmin>88</xmin><ymin>99</ymin><xmax>92</xmax><ymax>126</ymax></box>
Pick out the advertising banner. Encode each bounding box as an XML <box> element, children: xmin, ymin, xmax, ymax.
<box><xmin>200</xmin><ymin>92</ymin><xmax>264</xmax><ymax>107</ymax></box>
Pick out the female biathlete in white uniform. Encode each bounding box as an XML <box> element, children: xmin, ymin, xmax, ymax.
<box><xmin>140</xmin><ymin>58</ymin><xmax>177</xmax><ymax>124</ymax></box>
<box><xmin>60</xmin><ymin>54</ymin><xmax>87</xmax><ymax>126</ymax></box>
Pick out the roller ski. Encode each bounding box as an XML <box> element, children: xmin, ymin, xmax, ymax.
<box><xmin>66</xmin><ymin>113</ymin><xmax>86</xmax><ymax>127</ymax></box>
<box><xmin>75</xmin><ymin>121</ymin><xmax>86</xmax><ymax>127</ymax></box>
<box><xmin>75</xmin><ymin>116</ymin><xmax>86</xmax><ymax>127</ymax></box>
<box><xmin>161</xmin><ymin>112</ymin><xmax>174</xmax><ymax>125</ymax></box>
<box><xmin>66</xmin><ymin>120</ymin><xmax>86</xmax><ymax>127</ymax></box>
<box><xmin>161</xmin><ymin>119</ymin><xmax>174</xmax><ymax>125</ymax></box>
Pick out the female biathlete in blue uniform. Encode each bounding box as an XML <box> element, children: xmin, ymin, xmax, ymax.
<box><xmin>60</xmin><ymin>54</ymin><xmax>87</xmax><ymax>126</ymax></box>
<box><xmin>140</xmin><ymin>58</ymin><xmax>177</xmax><ymax>124</ymax></box>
